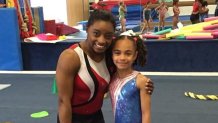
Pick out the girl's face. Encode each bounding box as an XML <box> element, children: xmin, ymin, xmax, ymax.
<box><xmin>86</xmin><ymin>20</ymin><xmax>114</xmax><ymax>55</ymax></box>
<box><xmin>112</xmin><ymin>38</ymin><xmax>138</xmax><ymax>71</ymax></box>
<box><xmin>147</xmin><ymin>2</ymin><xmax>151</xmax><ymax>7</ymax></box>
<box><xmin>120</xmin><ymin>2</ymin><xmax>124</xmax><ymax>6</ymax></box>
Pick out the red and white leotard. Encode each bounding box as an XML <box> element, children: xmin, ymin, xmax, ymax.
<box><xmin>70</xmin><ymin>44</ymin><xmax>110</xmax><ymax>114</ymax></box>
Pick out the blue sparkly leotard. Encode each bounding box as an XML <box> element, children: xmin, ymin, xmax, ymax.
<box><xmin>109</xmin><ymin>71</ymin><xmax>141</xmax><ymax>123</ymax></box>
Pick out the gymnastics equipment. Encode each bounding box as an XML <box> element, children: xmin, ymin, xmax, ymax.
<box><xmin>175</xmin><ymin>35</ymin><xmax>185</xmax><ymax>39</ymax></box>
<box><xmin>183</xmin><ymin>33</ymin><xmax>212</xmax><ymax>37</ymax></box>
<box><xmin>185</xmin><ymin>92</ymin><xmax>218</xmax><ymax>100</ymax></box>
<box><xmin>153</xmin><ymin>26</ymin><xmax>172</xmax><ymax>32</ymax></box>
<box><xmin>166</xmin><ymin>30</ymin><xmax>191</xmax><ymax>38</ymax></box>
<box><xmin>177</xmin><ymin>22</ymin><xmax>183</xmax><ymax>29</ymax></box>
<box><xmin>44</xmin><ymin>20</ymin><xmax>56</xmax><ymax>34</ymax></box>
<box><xmin>203</xmin><ymin>24</ymin><xmax>218</xmax><ymax>30</ymax></box>
<box><xmin>142</xmin><ymin>34</ymin><xmax>160</xmax><ymax>39</ymax></box>
<box><xmin>166</xmin><ymin>19</ymin><xmax>218</xmax><ymax>38</ymax></box>
<box><xmin>153</xmin><ymin>28</ymin><xmax>172</xmax><ymax>35</ymax></box>
<box><xmin>204</xmin><ymin>17</ymin><xmax>218</xmax><ymax>22</ymax></box>
<box><xmin>0</xmin><ymin>8</ymin><xmax>23</xmax><ymax>70</ymax></box>
<box><xmin>186</xmin><ymin>36</ymin><xmax>214</xmax><ymax>40</ymax></box>
<box><xmin>14</xmin><ymin>0</ymin><xmax>29</xmax><ymax>38</ymax></box>
<box><xmin>193</xmin><ymin>30</ymin><xmax>218</xmax><ymax>33</ymax></box>
<box><xmin>30</xmin><ymin>111</ymin><xmax>49</xmax><ymax>118</ymax></box>
<box><xmin>212</xmin><ymin>32</ymin><xmax>218</xmax><ymax>38</ymax></box>
<box><xmin>52</xmin><ymin>78</ymin><xmax>58</xmax><ymax>94</ymax></box>
<box><xmin>23</xmin><ymin>0</ymin><xmax>37</xmax><ymax>37</ymax></box>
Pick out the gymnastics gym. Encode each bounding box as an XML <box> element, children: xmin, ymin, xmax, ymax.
<box><xmin>0</xmin><ymin>0</ymin><xmax>218</xmax><ymax>123</ymax></box>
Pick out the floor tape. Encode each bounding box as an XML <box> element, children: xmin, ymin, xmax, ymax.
<box><xmin>0</xmin><ymin>84</ymin><xmax>11</xmax><ymax>91</ymax></box>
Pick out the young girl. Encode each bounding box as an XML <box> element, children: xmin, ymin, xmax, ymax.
<box><xmin>172</xmin><ymin>0</ymin><xmax>180</xmax><ymax>29</ymax></box>
<box><xmin>199</xmin><ymin>0</ymin><xmax>209</xmax><ymax>22</ymax></box>
<box><xmin>156</xmin><ymin>0</ymin><xmax>168</xmax><ymax>31</ymax></box>
<box><xmin>109</xmin><ymin>32</ymin><xmax>151</xmax><ymax>123</ymax></box>
<box><xmin>142</xmin><ymin>1</ymin><xmax>153</xmax><ymax>33</ymax></box>
<box><xmin>190</xmin><ymin>0</ymin><xmax>202</xmax><ymax>24</ymax></box>
<box><xmin>119</xmin><ymin>1</ymin><xmax>127</xmax><ymax>32</ymax></box>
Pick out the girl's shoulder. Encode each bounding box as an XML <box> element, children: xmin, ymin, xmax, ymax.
<box><xmin>136</xmin><ymin>73</ymin><xmax>149</xmax><ymax>89</ymax></box>
<box><xmin>144</xmin><ymin>7</ymin><xmax>150</xmax><ymax>11</ymax></box>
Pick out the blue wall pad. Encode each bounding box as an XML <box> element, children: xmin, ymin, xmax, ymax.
<box><xmin>21</xmin><ymin>39</ymin><xmax>218</xmax><ymax>71</ymax></box>
<box><xmin>37</xmin><ymin>7</ymin><xmax>45</xmax><ymax>33</ymax></box>
<box><xmin>0</xmin><ymin>8</ymin><xmax>23</xmax><ymax>70</ymax></box>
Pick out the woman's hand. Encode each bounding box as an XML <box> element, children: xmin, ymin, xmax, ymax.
<box><xmin>145</xmin><ymin>78</ymin><xmax>154</xmax><ymax>95</ymax></box>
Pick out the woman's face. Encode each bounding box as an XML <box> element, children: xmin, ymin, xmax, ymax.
<box><xmin>86</xmin><ymin>20</ymin><xmax>114</xmax><ymax>55</ymax></box>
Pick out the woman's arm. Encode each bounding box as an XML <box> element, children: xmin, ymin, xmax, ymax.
<box><xmin>56</xmin><ymin>49</ymin><xmax>80</xmax><ymax>123</ymax></box>
<box><xmin>136</xmin><ymin>74</ymin><xmax>151</xmax><ymax>123</ymax></box>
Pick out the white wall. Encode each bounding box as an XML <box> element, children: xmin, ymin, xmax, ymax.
<box><xmin>30</xmin><ymin>0</ymin><xmax>216</xmax><ymax>25</ymax></box>
<box><xmin>31</xmin><ymin>0</ymin><xmax>68</xmax><ymax>24</ymax></box>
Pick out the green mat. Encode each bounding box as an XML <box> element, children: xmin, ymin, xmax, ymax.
<box><xmin>30</xmin><ymin>111</ymin><xmax>49</xmax><ymax>118</ymax></box>
<box><xmin>52</xmin><ymin>78</ymin><xmax>58</xmax><ymax>94</ymax></box>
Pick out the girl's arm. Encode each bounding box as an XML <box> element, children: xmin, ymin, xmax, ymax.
<box><xmin>205</xmin><ymin>7</ymin><xmax>209</xmax><ymax>13</ymax></box>
<box><xmin>56</xmin><ymin>49</ymin><xmax>80</xmax><ymax>123</ymax></box>
<box><xmin>143</xmin><ymin>8</ymin><xmax>145</xmax><ymax>20</ymax></box>
<box><xmin>165</xmin><ymin>5</ymin><xmax>168</xmax><ymax>10</ymax></box>
<box><xmin>121</xmin><ymin>5</ymin><xmax>127</xmax><ymax>13</ymax></box>
<box><xmin>173</xmin><ymin>6</ymin><xmax>180</xmax><ymax>15</ymax></box>
<box><xmin>149</xmin><ymin>10</ymin><xmax>153</xmax><ymax>22</ymax></box>
<box><xmin>136</xmin><ymin>74</ymin><xmax>151</xmax><ymax>123</ymax></box>
<box><xmin>155</xmin><ymin>4</ymin><xmax>161</xmax><ymax>11</ymax></box>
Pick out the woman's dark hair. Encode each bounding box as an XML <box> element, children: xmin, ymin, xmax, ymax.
<box><xmin>106</xmin><ymin>35</ymin><xmax>148</xmax><ymax>74</ymax></box>
<box><xmin>87</xmin><ymin>9</ymin><xmax>116</xmax><ymax>31</ymax></box>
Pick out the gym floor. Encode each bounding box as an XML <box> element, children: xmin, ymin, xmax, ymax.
<box><xmin>0</xmin><ymin>72</ymin><xmax>218</xmax><ymax>123</ymax></box>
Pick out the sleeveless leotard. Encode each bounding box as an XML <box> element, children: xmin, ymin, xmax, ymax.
<box><xmin>109</xmin><ymin>71</ymin><xmax>142</xmax><ymax>123</ymax></box>
<box><xmin>70</xmin><ymin>44</ymin><xmax>110</xmax><ymax>115</ymax></box>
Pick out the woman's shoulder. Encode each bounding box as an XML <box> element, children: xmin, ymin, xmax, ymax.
<box><xmin>61</xmin><ymin>47</ymin><xmax>78</xmax><ymax>57</ymax></box>
<box><xmin>58</xmin><ymin>48</ymin><xmax>80</xmax><ymax>66</ymax></box>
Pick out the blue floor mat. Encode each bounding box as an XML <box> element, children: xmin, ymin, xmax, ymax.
<box><xmin>0</xmin><ymin>74</ymin><xmax>218</xmax><ymax>123</ymax></box>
